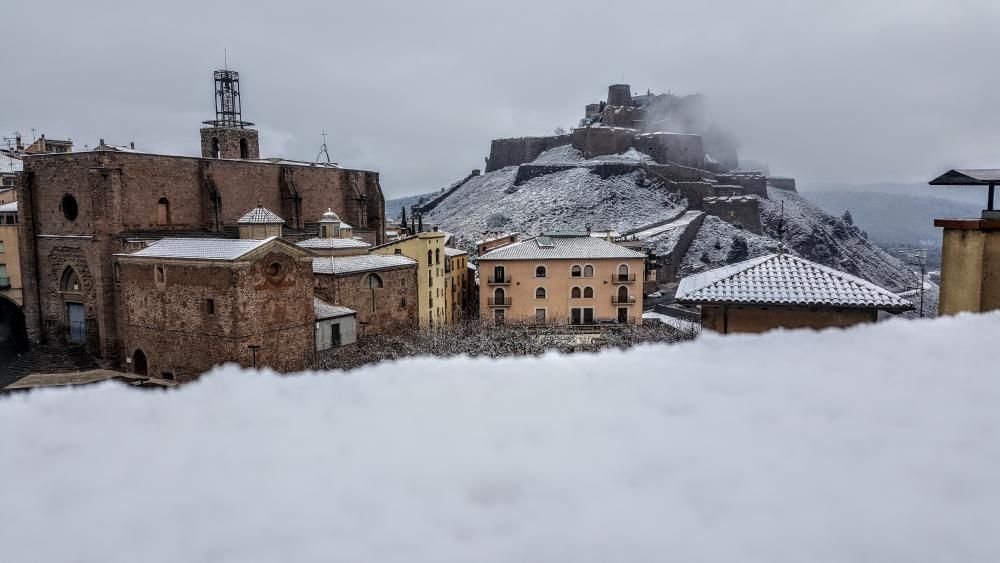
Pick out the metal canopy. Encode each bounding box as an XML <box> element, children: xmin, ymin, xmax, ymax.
<box><xmin>929</xmin><ymin>169</ymin><xmax>1000</xmax><ymax>185</ymax></box>
<box><xmin>929</xmin><ymin>169</ymin><xmax>1000</xmax><ymax>214</ymax></box>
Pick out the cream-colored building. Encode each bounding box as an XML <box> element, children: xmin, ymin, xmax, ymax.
<box><xmin>478</xmin><ymin>234</ymin><xmax>647</xmax><ymax>325</ymax></box>
<box><xmin>371</xmin><ymin>231</ymin><xmax>448</xmax><ymax>327</ymax></box>
<box><xmin>0</xmin><ymin>201</ymin><xmax>21</xmax><ymax>307</ymax></box>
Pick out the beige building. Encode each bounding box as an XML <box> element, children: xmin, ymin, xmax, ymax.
<box><xmin>371</xmin><ymin>231</ymin><xmax>448</xmax><ymax>328</ymax></box>
<box><xmin>675</xmin><ymin>253</ymin><xmax>913</xmax><ymax>333</ymax></box>
<box><xmin>0</xmin><ymin>201</ymin><xmax>21</xmax><ymax>306</ymax></box>
<box><xmin>478</xmin><ymin>234</ymin><xmax>647</xmax><ymax>325</ymax></box>
<box><xmin>444</xmin><ymin>247</ymin><xmax>470</xmax><ymax>322</ymax></box>
<box><xmin>929</xmin><ymin>169</ymin><xmax>1000</xmax><ymax>315</ymax></box>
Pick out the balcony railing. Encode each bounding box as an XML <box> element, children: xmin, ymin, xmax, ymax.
<box><xmin>611</xmin><ymin>273</ymin><xmax>637</xmax><ymax>283</ymax></box>
<box><xmin>487</xmin><ymin>275</ymin><xmax>512</xmax><ymax>285</ymax></box>
<box><xmin>612</xmin><ymin>295</ymin><xmax>636</xmax><ymax>304</ymax></box>
<box><xmin>0</xmin><ymin>276</ymin><xmax>9</xmax><ymax>290</ymax></box>
<box><xmin>488</xmin><ymin>297</ymin><xmax>512</xmax><ymax>307</ymax></box>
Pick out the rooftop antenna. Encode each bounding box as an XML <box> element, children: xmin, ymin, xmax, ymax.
<box><xmin>317</xmin><ymin>130</ymin><xmax>331</xmax><ymax>163</ymax></box>
<box><xmin>224</xmin><ymin>49</ymin><xmax>228</xmax><ymax>71</ymax></box>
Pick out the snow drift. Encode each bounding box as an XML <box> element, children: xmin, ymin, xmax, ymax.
<box><xmin>3</xmin><ymin>314</ymin><xmax>1000</xmax><ymax>562</ymax></box>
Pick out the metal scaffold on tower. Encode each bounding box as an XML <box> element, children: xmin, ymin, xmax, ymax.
<box><xmin>202</xmin><ymin>70</ymin><xmax>254</xmax><ymax>129</ymax></box>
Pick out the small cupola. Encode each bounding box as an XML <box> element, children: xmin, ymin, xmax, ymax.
<box><xmin>237</xmin><ymin>201</ymin><xmax>285</xmax><ymax>239</ymax></box>
<box><xmin>318</xmin><ymin>208</ymin><xmax>351</xmax><ymax>239</ymax></box>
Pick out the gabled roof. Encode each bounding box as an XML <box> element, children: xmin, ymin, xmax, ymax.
<box><xmin>675</xmin><ymin>253</ymin><xmax>913</xmax><ymax>312</ymax></box>
<box><xmin>312</xmin><ymin>254</ymin><xmax>416</xmax><ymax>276</ymax></box>
<box><xmin>929</xmin><ymin>169</ymin><xmax>1000</xmax><ymax>185</ymax></box>
<box><xmin>479</xmin><ymin>234</ymin><xmax>646</xmax><ymax>261</ymax></box>
<box><xmin>314</xmin><ymin>298</ymin><xmax>356</xmax><ymax>320</ymax></box>
<box><xmin>296</xmin><ymin>237</ymin><xmax>371</xmax><ymax>250</ymax></box>
<box><xmin>443</xmin><ymin>247</ymin><xmax>468</xmax><ymax>257</ymax></box>
<box><xmin>237</xmin><ymin>204</ymin><xmax>285</xmax><ymax>225</ymax></box>
<box><xmin>117</xmin><ymin>236</ymin><xmax>304</xmax><ymax>261</ymax></box>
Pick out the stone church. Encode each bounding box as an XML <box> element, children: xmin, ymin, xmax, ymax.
<box><xmin>15</xmin><ymin>69</ymin><xmax>386</xmax><ymax>370</ymax></box>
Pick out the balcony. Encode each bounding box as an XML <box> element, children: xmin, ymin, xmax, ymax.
<box><xmin>487</xmin><ymin>275</ymin><xmax>511</xmax><ymax>285</ymax></box>
<box><xmin>611</xmin><ymin>273</ymin><xmax>637</xmax><ymax>283</ymax></box>
<box><xmin>612</xmin><ymin>295</ymin><xmax>636</xmax><ymax>304</ymax></box>
<box><xmin>488</xmin><ymin>297</ymin><xmax>512</xmax><ymax>307</ymax></box>
<box><xmin>0</xmin><ymin>276</ymin><xmax>10</xmax><ymax>290</ymax></box>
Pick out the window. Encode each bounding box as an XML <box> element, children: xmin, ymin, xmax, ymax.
<box><xmin>268</xmin><ymin>263</ymin><xmax>282</xmax><ymax>277</ymax></box>
<box><xmin>61</xmin><ymin>267</ymin><xmax>81</xmax><ymax>292</ymax></box>
<box><xmin>583</xmin><ymin>265</ymin><xmax>594</xmax><ymax>278</ymax></box>
<box><xmin>618</xmin><ymin>264</ymin><xmax>629</xmax><ymax>281</ymax></box>
<box><xmin>0</xmin><ymin>241</ymin><xmax>4</xmax><ymax>253</ymax></box>
<box><xmin>320</xmin><ymin>226</ymin><xmax>328</xmax><ymax>238</ymax></box>
<box><xmin>210</xmin><ymin>137</ymin><xmax>221</xmax><ymax>158</ymax></box>
<box><xmin>571</xmin><ymin>265</ymin><xmax>582</xmax><ymax>277</ymax></box>
<box><xmin>535</xmin><ymin>309</ymin><xmax>546</xmax><ymax>323</ymax></box>
<box><xmin>161</xmin><ymin>371</ymin><xmax>175</xmax><ymax>381</ymax></box>
<box><xmin>154</xmin><ymin>266</ymin><xmax>165</xmax><ymax>284</ymax></box>
<box><xmin>493</xmin><ymin>265</ymin><xmax>505</xmax><ymax>283</ymax></box>
<box><xmin>367</xmin><ymin>273</ymin><xmax>383</xmax><ymax>288</ymax></box>
<box><xmin>571</xmin><ymin>286</ymin><xmax>581</xmax><ymax>299</ymax></box>
<box><xmin>427</xmin><ymin>250</ymin><xmax>433</xmax><ymax>264</ymax></box>
<box><xmin>205</xmin><ymin>299</ymin><xmax>215</xmax><ymax>315</ymax></box>
<box><xmin>535</xmin><ymin>265</ymin><xmax>546</xmax><ymax>278</ymax></box>
<box><xmin>617</xmin><ymin>286</ymin><xmax>629</xmax><ymax>303</ymax></box>
<box><xmin>239</xmin><ymin>138</ymin><xmax>250</xmax><ymax>159</ymax></box>
<box><xmin>157</xmin><ymin>197</ymin><xmax>170</xmax><ymax>225</ymax></box>
<box><xmin>535</xmin><ymin>287</ymin><xmax>546</xmax><ymax>299</ymax></box>
<box><xmin>494</xmin><ymin>287</ymin><xmax>506</xmax><ymax>304</ymax></box>
<box><xmin>584</xmin><ymin>287</ymin><xmax>594</xmax><ymax>298</ymax></box>
<box><xmin>61</xmin><ymin>194</ymin><xmax>78</xmax><ymax>221</ymax></box>
<box><xmin>435</xmin><ymin>248</ymin><xmax>441</xmax><ymax>265</ymax></box>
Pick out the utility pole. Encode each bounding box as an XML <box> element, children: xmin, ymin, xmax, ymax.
<box><xmin>893</xmin><ymin>248</ymin><xmax>927</xmax><ymax>318</ymax></box>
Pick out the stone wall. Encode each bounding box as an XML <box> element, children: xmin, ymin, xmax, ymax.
<box><xmin>570</xmin><ymin>127</ymin><xmax>636</xmax><ymax>160</ymax></box>
<box><xmin>313</xmin><ymin>265</ymin><xmax>418</xmax><ymax>336</ymax></box>
<box><xmin>484</xmin><ymin>135</ymin><xmax>571</xmax><ymax>172</ymax></box>
<box><xmin>767</xmin><ymin>177</ymin><xmax>798</xmax><ymax>192</ymax></box>
<box><xmin>633</xmin><ymin>132</ymin><xmax>705</xmax><ymax>169</ymax></box>
<box><xmin>702</xmin><ymin>196</ymin><xmax>763</xmax><ymax>234</ymax></box>
<box><xmin>715</xmin><ymin>173</ymin><xmax>768</xmax><ymax>198</ymax></box>
<box><xmin>116</xmin><ymin>250</ymin><xmax>315</xmax><ymax>380</ymax></box>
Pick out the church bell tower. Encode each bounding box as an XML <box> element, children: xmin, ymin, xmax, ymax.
<box><xmin>200</xmin><ymin>69</ymin><xmax>260</xmax><ymax>160</ymax></box>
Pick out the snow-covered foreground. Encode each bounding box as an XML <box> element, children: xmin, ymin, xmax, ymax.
<box><xmin>3</xmin><ymin>314</ymin><xmax>1000</xmax><ymax>562</ymax></box>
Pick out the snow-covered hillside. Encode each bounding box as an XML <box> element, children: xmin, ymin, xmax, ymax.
<box><xmin>424</xmin><ymin>164</ymin><xmax>685</xmax><ymax>249</ymax></box>
<box><xmin>4</xmin><ymin>313</ymin><xmax>1000</xmax><ymax>562</ymax></box>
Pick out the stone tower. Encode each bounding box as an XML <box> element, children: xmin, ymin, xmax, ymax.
<box><xmin>607</xmin><ymin>84</ymin><xmax>633</xmax><ymax>107</ymax></box>
<box><xmin>200</xmin><ymin>69</ymin><xmax>260</xmax><ymax>160</ymax></box>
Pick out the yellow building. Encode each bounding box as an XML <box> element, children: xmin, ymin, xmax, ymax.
<box><xmin>444</xmin><ymin>247</ymin><xmax>470</xmax><ymax>322</ymax></box>
<box><xmin>929</xmin><ymin>169</ymin><xmax>1000</xmax><ymax>315</ymax></box>
<box><xmin>372</xmin><ymin>231</ymin><xmax>447</xmax><ymax>327</ymax></box>
<box><xmin>478</xmin><ymin>233</ymin><xmax>647</xmax><ymax>325</ymax></box>
<box><xmin>0</xmin><ymin>201</ymin><xmax>22</xmax><ymax>306</ymax></box>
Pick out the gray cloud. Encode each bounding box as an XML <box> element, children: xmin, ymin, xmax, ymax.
<box><xmin>3</xmin><ymin>0</ymin><xmax>999</xmax><ymax>198</ymax></box>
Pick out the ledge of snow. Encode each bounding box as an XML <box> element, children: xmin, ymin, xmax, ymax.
<box><xmin>3</xmin><ymin>313</ymin><xmax>1000</xmax><ymax>562</ymax></box>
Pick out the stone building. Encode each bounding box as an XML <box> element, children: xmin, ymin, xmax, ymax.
<box><xmin>478</xmin><ymin>233</ymin><xmax>647</xmax><ymax>325</ymax></box>
<box><xmin>675</xmin><ymin>253</ymin><xmax>913</xmax><ymax>333</ymax></box>
<box><xmin>114</xmin><ymin>237</ymin><xmax>316</xmax><ymax>380</ymax></box>
<box><xmin>14</xmin><ymin>68</ymin><xmax>387</xmax><ymax>370</ymax></box>
<box><xmin>313</xmin><ymin>254</ymin><xmax>418</xmax><ymax>336</ymax></box>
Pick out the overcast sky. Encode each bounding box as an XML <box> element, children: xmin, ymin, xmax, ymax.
<box><xmin>3</xmin><ymin>0</ymin><xmax>999</xmax><ymax>199</ymax></box>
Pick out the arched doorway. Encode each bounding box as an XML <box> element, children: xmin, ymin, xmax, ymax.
<box><xmin>132</xmin><ymin>349</ymin><xmax>148</xmax><ymax>376</ymax></box>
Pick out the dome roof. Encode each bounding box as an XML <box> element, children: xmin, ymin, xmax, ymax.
<box><xmin>319</xmin><ymin>208</ymin><xmax>341</xmax><ymax>223</ymax></box>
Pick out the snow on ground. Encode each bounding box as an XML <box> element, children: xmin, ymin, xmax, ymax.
<box><xmin>425</xmin><ymin>165</ymin><xmax>685</xmax><ymax>243</ymax></box>
<box><xmin>530</xmin><ymin>145</ymin><xmax>654</xmax><ymax>165</ymax></box>
<box><xmin>3</xmin><ymin>313</ymin><xmax>1000</xmax><ymax>562</ymax></box>
<box><xmin>641</xmin><ymin>311</ymin><xmax>700</xmax><ymax>331</ymax></box>
<box><xmin>681</xmin><ymin>215</ymin><xmax>776</xmax><ymax>274</ymax></box>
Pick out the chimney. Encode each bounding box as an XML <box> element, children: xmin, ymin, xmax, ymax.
<box><xmin>14</xmin><ymin>133</ymin><xmax>22</xmax><ymax>150</ymax></box>
<box><xmin>130</xmin><ymin>141</ymin><xmax>135</xmax><ymax>149</ymax></box>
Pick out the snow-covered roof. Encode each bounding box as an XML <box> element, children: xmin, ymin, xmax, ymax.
<box><xmin>479</xmin><ymin>235</ymin><xmax>646</xmax><ymax>261</ymax></box>
<box><xmin>319</xmin><ymin>208</ymin><xmax>342</xmax><ymax>223</ymax></box>
<box><xmin>0</xmin><ymin>201</ymin><xmax>17</xmax><ymax>213</ymax></box>
<box><xmin>237</xmin><ymin>204</ymin><xmax>285</xmax><ymax>225</ymax></box>
<box><xmin>676</xmin><ymin>253</ymin><xmax>914</xmax><ymax>312</ymax></box>
<box><xmin>313</xmin><ymin>298</ymin><xmax>355</xmax><ymax>320</ymax></box>
<box><xmin>443</xmin><ymin>247</ymin><xmax>467</xmax><ymax>257</ymax></box>
<box><xmin>1</xmin><ymin>152</ymin><xmax>23</xmax><ymax>174</ymax></box>
<box><xmin>296</xmin><ymin>237</ymin><xmax>371</xmax><ymax>250</ymax></box>
<box><xmin>119</xmin><ymin>237</ymin><xmax>278</xmax><ymax>261</ymax></box>
<box><xmin>313</xmin><ymin>254</ymin><xmax>416</xmax><ymax>275</ymax></box>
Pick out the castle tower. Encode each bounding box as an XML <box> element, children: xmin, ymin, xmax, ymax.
<box><xmin>200</xmin><ymin>69</ymin><xmax>260</xmax><ymax>160</ymax></box>
<box><xmin>607</xmin><ymin>84</ymin><xmax>633</xmax><ymax>107</ymax></box>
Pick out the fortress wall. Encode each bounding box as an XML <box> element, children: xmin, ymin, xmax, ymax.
<box><xmin>484</xmin><ymin>135</ymin><xmax>571</xmax><ymax>172</ymax></box>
